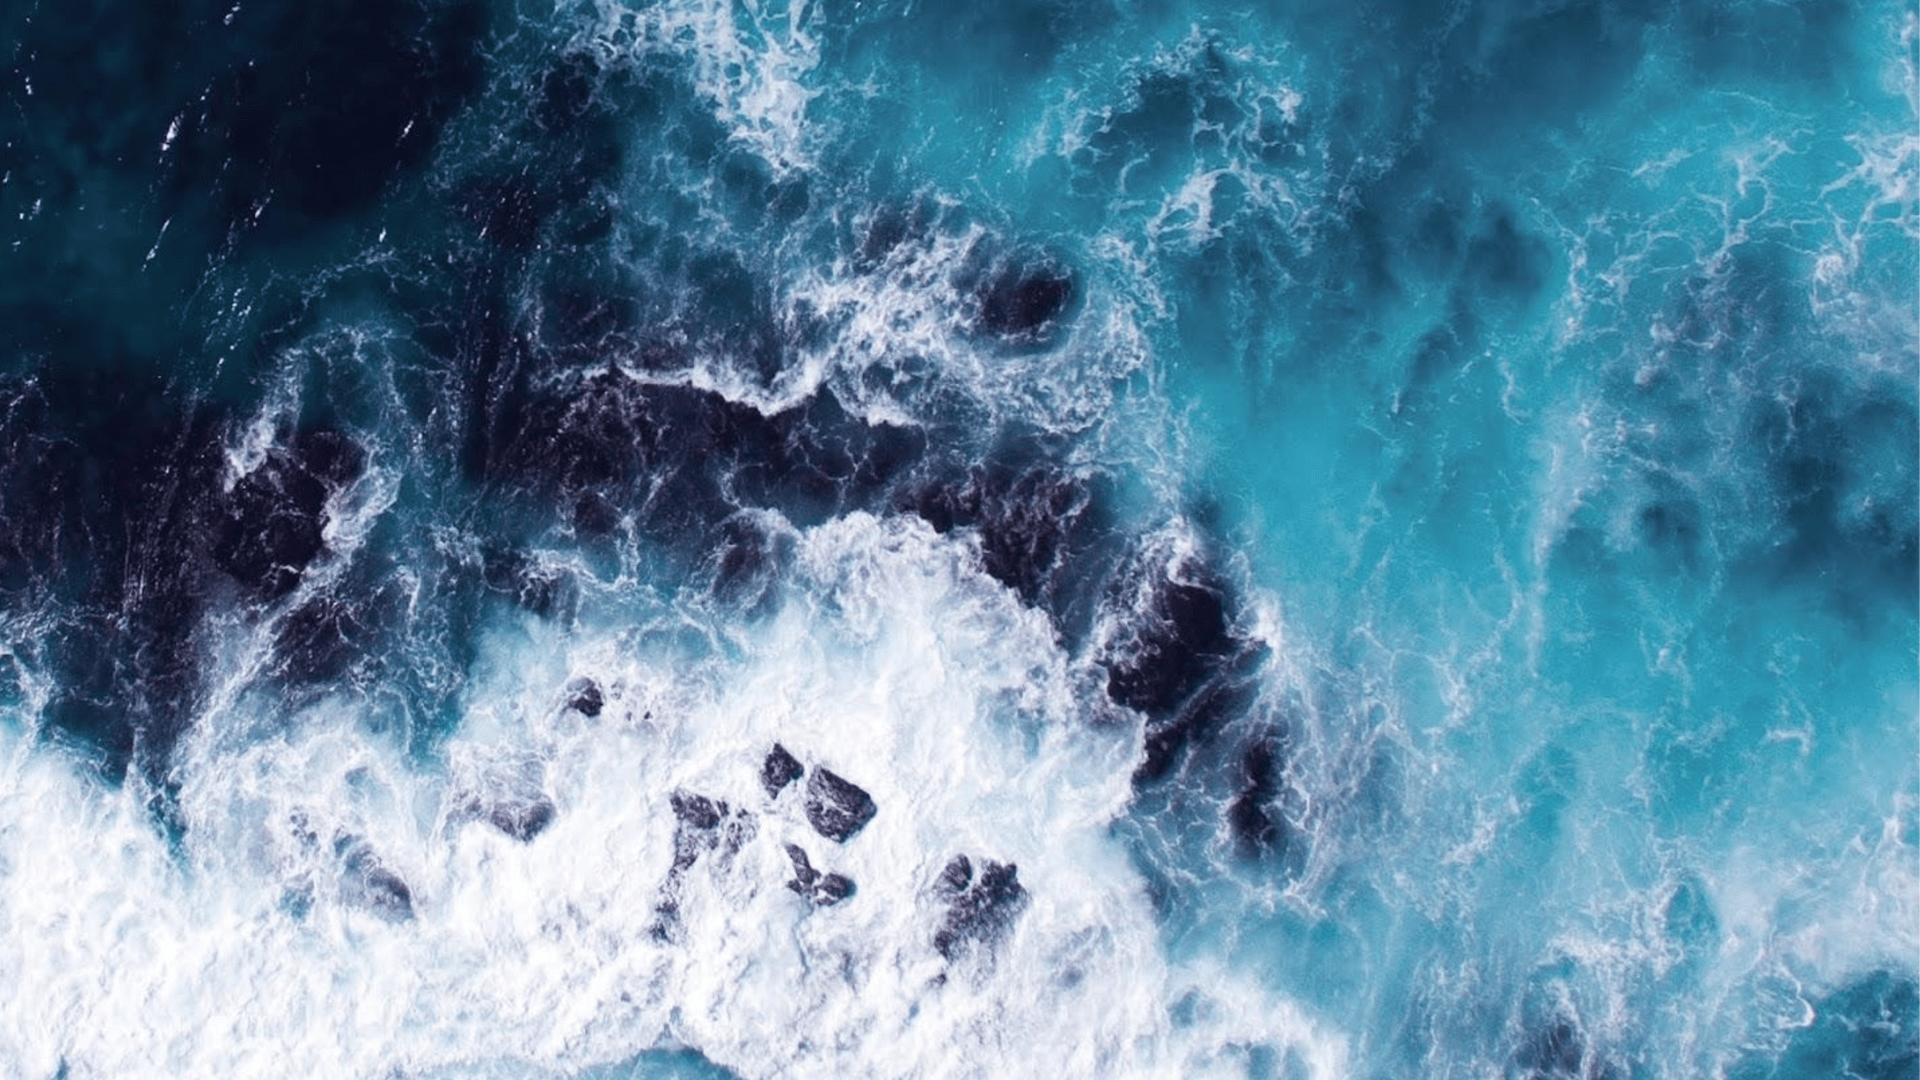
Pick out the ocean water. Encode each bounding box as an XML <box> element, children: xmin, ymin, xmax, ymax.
<box><xmin>0</xmin><ymin>0</ymin><xmax>1914</xmax><ymax>1077</ymax></box>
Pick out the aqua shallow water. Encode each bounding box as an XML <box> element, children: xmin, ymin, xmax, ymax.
<box><xmin>0</xmin><ymin>1</ymin><xmax>1913</xmax><ymax>1077</ymax></box>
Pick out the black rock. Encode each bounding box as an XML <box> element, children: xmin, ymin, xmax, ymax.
<box><xmin>476</xmin><ymin>365</ymin><xmax>925</xmax><ymax>550</ymax></box>
<box><xmin>1136</xmin><ymin>666</ymin><xmax>1257</xmax><ymax>786</ymax></box>
<box><xmin>784</xmin><ymin>842</ymin><xmax>819</xmax><ymax>890</ymax></box>
<box><xmin>360</xmin><ymin>868</ymin><xmax>415</xmax><ymax>922</ymax></box>
<box><xmin>565</xmin><ymin>677</ymin><xmax>603</xmax><ymax>717</ymax></box>
<box><xmin>671</xmin><ymin>791</ymin><xmax>723</xmax><ymax>830</ymax></box>
<box><xmin>572</xmin><ymin>491</ymin><xmax>621</xmax><ymax>535</ymax></box>
<box><xmin>901</xmin><ymin>450</ymin><xmax>1109</xmax><ymax>614</ymax></box>
<box><xmin>783</xmin><ymin>843</ymin><xmax>854</xmax><ymax>907</ymax></box>
<box><xmin>761</xmin><ymin>743</ymin><xmax>803</xmax><ymax>797</ymax></box>
<box><xmin>339</xmin><ymin>839</ymin><xmax>413</xmax><ymax>922</ymax></box>
<box><xmin>804</xmin><ymin>768</ymin><xmax>877</xmax><ymax>843</ymax></box>
<box><xmin>273</xmin><ymin>592</ymin><xmax>380</xmax><ymax>688</ymax></box>
<box><xmin>978</xmin><ymin>257</ymin><xmax>1076</xmax><ymax>340</ymax></box>
<box><xmin>710</xmin><ymin>515</ymin><xmax>789</xmax><ymax>607</ymax></box>
<box><xmin>481</xmin><ymin>547</ymin><xmax>577</xmax><ymax>620</ymax></box>
<box><xmin>668</xmin><ymin>791</ymin><xmax>748</xmax><ymax>872</ymax></box>
<box><xmin>1101</xmin><ymin>546</ymin><xmax>1267</xmax><ymax>786</ymax></box>
<box><xmin>212</xmin><ymin>429</ymin><xmax>366</xmax><ymax>600</ymax></box>
<box><xmin>487</xmin><ymin>796</ymin><xmax>557</xmax><ymax>842</ymax></box>
<box><xmin>814</xmin><ymin>873</ymin><xmax>855</xmax><ymax>906</ymax></box>
<box><xmin>857</xmin><ymin>201</ymin><xmax>928</xmax><ymax>268</ymax></box>
<box><xmin>1105</xmin><ymin>572</ymin><xmax>1235</xmax><ymax>718</ymax></box>
<box><xmin>1225</xmin><ymin>737</ymin><xmax>1283</xmax><ymax>854</ymax></box>
<box><xmin>934</xmin><ymin>858</ymin><xmax>1026</xmax><ymax>960</ymax></box>
<box><xmin>936</xmin><ymin>854</ymin><xmax>973</xmax><ymax>895</ymax></box>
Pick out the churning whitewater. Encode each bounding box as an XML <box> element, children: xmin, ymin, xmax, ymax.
<box><xmin>0</xmin><ymin>0</ymin><xmax>1914</xmax><ymax>1077</ymax></box>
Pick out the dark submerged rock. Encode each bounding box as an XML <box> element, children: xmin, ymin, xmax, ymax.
<box><xmin>479</xmin><ymin>370</ymin><xmax>923</xmax><ymax>546</ymax></box>
<box><xmin>1104</xmin><ymin>569</ymin><xmax>1235</xmax><ymax>718</ymax></box>
<box><xmin>1515</xmin><ymin>1018</ymin><xmax>1595</xmax><ymax>1080</ymax></box>
<box><xmin>565</xmin><ymin>677</ymin><xmax>604</xmax><ymax>717</ymax></box>
<box><xmin>1466</xmin><ymin>206</ymin><xmax>1551</xmax><ymax>300</ymax></box>
<box><xmin>933</xmin><ymin>858</ymin><xmax>1027</xmax><ymax>960</ymax></box>
<box><xmin>814</xmin><ymin>872</ymin><xmax>856</xmax><ymax>905</ymax></box>
<box><xmin>486</xmin><ymin>796</ymin><xmax>557</xmax><ymax>842</ymax></box>
<box><xmin>668</xmin><ymin>791</ymin><xmax>750</xmax><ymax>872</ymax></box>
<box><xmin>977</xmin><ymin>257</ymin><xmax>1077</xmax><ymax>341</ymax></box>
<box><xmin>901</xmin><ymin>447</ymin><xmax>1110</xmax><ymax>618</ymax></box>
<box><xmin>785</xmin><ymin>842</ymin><xmax>818</xmax><ymax>890</ymax></box>
<box><xmin>1724</xmin><ymin>970</ymin><xmax>1917</xmax><ymax>1080</ymax></box>
<box><xmin>338</xmin><ymin>839</ymin><xmax>413</xmax><ymax>922</ymax></box>
<box><xmin>783</xmin><ymin>843</ymin><xmax>855</xmax><ymax>907</ymax></box>
<box><xmin>709</xmin><ymin>514</ymin><xmax>791</xmax><ymax>609</ymax></box>
<box><xmin>534</xmin><ymin>52</ymin><xmax>600</xmax><ymax>133</ymax></box>
<box><xmin>212</xmin><ymin>429</ymin><xmax>366</xmax><ymax>601</ymax></box>
<box><xmin>805</xmin><ymin>768</ymin><xmax>877</xmax><ymax>843</ymax></box>
<box><xmin>671</xmin><ymin>790</ymin><xmax>723</xmax><ymax>830</ymax></box>
<box><xmin>854</xmin><ymin>199</ymin><xmax>935</xmax><ymax>270</ymax></box>
<box><xmin>272</xmin><ymin>589</ymin><xmax>386</xmax><ymax>688</ymax></box>
<box><xmin>761</xmin><ymin>743</ymin><xmax>804</xmax><ymax>797</ymax></box>
<box><xmin>1137</xmin><ymin>675</ymin><xmax>1257</xmax><ymax>786</ymax></box>
<box><xmin>360</xmin><ymin>868</ymin><xmax>415</xmax><ymax>923</ymax></box>
<box><xmin>572</xmin><ymin>491</ymin><xmax>622</xmax><ymax>536</ymax></box>
<box><xmin>937</xmin><ymin>854</ymin><xmax>973</xmax><ymax>895</ymax></box>
<box><xmin>481</xmin><ymin>547</ymin><xmax>577</xmax><ymax>620</ymax></box>
<box><xmin>654</xmin><ymin>792</ymin><xmax>754</xmax><ymax>937</ymax></box>
<box><xmin>1226</xmin><ymin>735</ymin><xmax>1284</xmax><ymax>855</ymax></box>
<box><xmin>1100</xmin><ymin>545</ymin><xmax>1267</xmax><ymax>785</ymax></box>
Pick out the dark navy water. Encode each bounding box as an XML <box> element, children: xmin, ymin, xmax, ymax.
<box><xmin>0</xmin><ymin>0</ymin><xmax>1914</xmax><ymax>1077</ymax></box>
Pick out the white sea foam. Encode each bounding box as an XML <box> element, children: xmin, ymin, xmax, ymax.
<box><xmin>1032</xmin><ymin>24</ymin><xmax>1319</xmax><ymax>261</ymax></box>
<box><xmin>0</xmin><ymin>513</ymin><xmax>1348</xmax><ymax>1079</ymax></box>
<box><xmin>795</xmin><ymin>226</ymin><xmax>1153</xmax><ymax>436</ymax></box>
<box><xmin>607</xmin><ymin>206</ymin><xmax>1159</xmax><ymax>471</ymax></box>
<box><xmin>573</xmin><ymin>0</ymin><xmax>822</xmax><ymax>174</ymax></box>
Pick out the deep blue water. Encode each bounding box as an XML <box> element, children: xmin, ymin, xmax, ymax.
<box><xmin>0</xmin><ymin>0</ymin><xmax>1914</xmax><ymax>1077</ymax></box>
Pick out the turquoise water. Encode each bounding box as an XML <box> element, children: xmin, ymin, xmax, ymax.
<box><xmin>0</xmin><ymin>0</ymin><xmax>1913</xmax><ymax>1076</ymax></box>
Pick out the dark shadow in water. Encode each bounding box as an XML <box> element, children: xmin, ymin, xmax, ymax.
<box><xmin>1728</xmin><ymin>971</ymin><xmax>1919</xmax><ymax>1080</ymax></box>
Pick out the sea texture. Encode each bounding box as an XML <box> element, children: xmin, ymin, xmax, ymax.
<box><xmin>0</xmin><ymin>0</ymin><xmax>1914</xmax><ymax>1077</ymax></box>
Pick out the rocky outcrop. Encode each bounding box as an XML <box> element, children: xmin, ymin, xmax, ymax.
<box><xmin>804</xmin><ymin>768</ymin><xmax>877</xmax><ymax>843</ymax></box>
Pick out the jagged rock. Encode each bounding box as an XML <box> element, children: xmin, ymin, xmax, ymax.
<box><xmin>486</xmin><ymin>796</ymin><xmax>557</xmax><ymax>842</ymax></box>
<box><xmin>785</xmin><ymin>842</ymin><xmax>819</xmax><ymax>889</ymax></box>
<box><xmin>784</xmin><ymin>843</ymin><xmax>855</xmax><ymax>907</ymax></box>
<box><xmin>337</xmin><ymin>838</ymin><xmax>413</xmax><ymax>922</ymax></box>
<box><xmin>814</xmin><ymin>872</ymin><xmax>855</xmax><ymax>905</ymax></box>
<box><xmin>933</xmin><ymin>857</ymin><xmax>1026</xmax><ymax>960</ymax></box>
<box><xmin>565</xmin><ymin>677</ymin><xmax>603</xmax><ymax>717</ymax></box>
<box><xmin>1226</xmin><ymin>736</ymin><xmax>1283</xmax><ymax>855</ymax></box>
<box><xmin>1100</xmin><ymin>547</ymin><xmax>1268</xmax><ymax>786</ymax></box>
<box><xmin>761</xmin><ymin>743</ymin><xmax>803</xmax><ymax>797</ymax></box>
<box><xmin>669</xmin><ymin>790</ymin><xmax>750</xmax><ymax>871</ymax></box>
<box><xmin>804</xmin><ymin>768</ymin><xmax>876</xmax><ymax>842</ymax></box>
<box><xmin>671</xmin><ymin>791</ymin><xmax>723</xmax><ymax>829</ymax></box>
<box><xmin>977</xmin><ymin>255</ymin><xmax>1076</xmax><ymax>341</ymax></box>
<box><xmin>899</xmin><ymin>448</ymin><xmax>1109</xmax><ymax>615</ymax></box>
<box><xmin>213</xmin><ymin>429</ymin><xmax>366</xmax><ymax>600</ymax></box>
<box><xmin>937</xmin><ymin>854</ymin><xmax>973</xmax><ymax>894</ymax></box>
